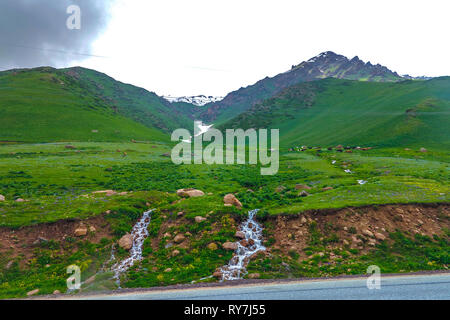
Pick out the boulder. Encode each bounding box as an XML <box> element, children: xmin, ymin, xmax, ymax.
<box><xmin>240</xmin><ymin>240</ymin><xmax>249</xmax><ymax>247</ymax></box>
<box><xmin>15</xmin><ymin>198</ymin><xmax>26</xmax><ymax>202</ymax></box>
<box><xmin>295</xmin><ymin>184</ymin><xmax>311</xmax><ymax>190</ymax></box>
<box><xmin>0</xmin><ymin>195</ymin><xmax>5</xmax><ymax>201</ymax></box>
<box><xmin>89</xmin><ymin>226</ymin><xmax>96</xmax><ymax>233</ymax></box>
<box><xmin>235</xmin><ymin>231</ymin><xmax>246</xmax><ymax>239</ymax></box>
<box><xmin>195</xmin><ymin>216</ymin><xmax>207</xmax><ymax>223</ymax></box>
<box><xmin>322</xmin><ymin>187</ymin><xmax>333</xmax><ymax>191</ymax></box>
<box><xmin>298</xmin><ymin>191</ymin><xmax>309</xmax><ymax>197</ymax></box>
<box><xmin>248</xmin><ymin>273</ymin><xmax>260</xmax><ymax>279</ymax></box>
<box><xmin>222</xmin><ymin>241</ymin><xmax>238</xmax><ymax>250</ymax></box>
<box><xmin>74</xmin><ymin>227</ymin><xmax>88</xmax><ymax>237</ymax></box>
<box><xmin>164</xmin><ymin>268</ymin><xmax>172</xmax><ymax>273</ymax></box>
<box><xmin>223</xmin><ymin>194</ymin><xmax>242</xmax><ymax>208</ymax></box>
<box><xmin>374</xmin><ymin>232</ymin><xmax>386</xmax><ymax>241</ymax></box>
<box><xmin>420</xmin><ymin>147</ymin><xmax>427</xmax><ymax>153</ymax></box>
<box><xmin>177</xmin><ymin>188</ymin><xmax>205</xmax><ymax>198</ymax></box>
<box><xmin>171</xmin><ymin>249</ymin><xmax>180</xmax><ymax>257</ymax></box>
<box><xmin>27</xmin><ymin>289</ymin><xmax>39</xmax><ymax>296</ymax></box>
<box><xmin>174</xmin><ymin>234</ymin><xmax>186</xmax><ymax>243</ymax></box>
<box><xmin>119</xmin><ymin>234</ymin><xmax>133</xmax><ymax>250</ymax></box>
<box><xmin>351</xmin><ymin>236</ymin><xmax>362</xmax><ymax>245</ymax></box>
<box><xmin>53</xmin><ymin>290</ymin><xmax>61</xmax><ymax>295</ymax></box>
<box><xmin>33</xmin><ymin>237</ymin><xmax>49</xmax><ymax>245</ymax></box>
<box><xmin>363</xmin><ymin>229</ymin><xmax>374</xmax><ymax>238</ymax></box>
<box><xmin>213</xmin><ymin>270</ymin><xmax>223</xmax><ymax>279</ymax></box>
<box><xmin>92</xmin><ymin>190</ymin><xmax>117</xmax><ymax>197</ymax></box>
<box><xmin>275</xmin><ymin>186</ymin><xmax>286</xmax><ymax>193</ymax></box>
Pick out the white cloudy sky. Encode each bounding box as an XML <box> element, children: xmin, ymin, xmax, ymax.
<box><xmin>2</xmin><ymin>0</ymin><xmax>450</xmax><ymax>96</ymax></box>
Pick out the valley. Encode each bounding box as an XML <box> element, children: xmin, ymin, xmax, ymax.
<box><xmin>0</xmin><ymin>51</ymin><xmax>448</xmax><ymax>299</ymax></box>
<box><xmin>0</xmin><ymin>141</ymin><xmax>448</xmax><ymax>298</ymax></box>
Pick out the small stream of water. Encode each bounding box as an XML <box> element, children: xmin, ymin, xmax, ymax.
<box><xmin>109</xmin><ymin>208</ymin><xmax>265</xmax><ymax>285</ymax></box>
<box><xmin>111</xmin><ymin>209</ymin><xmax>153</xmax><ymax>285</ymax></box>
<box><xmin>220</xmin><ymin>209</ymin><xmax>266</xmax><ymax>281</ymax></box>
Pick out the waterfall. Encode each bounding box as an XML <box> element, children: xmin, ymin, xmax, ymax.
<box><xmin>111</xmin><ymin>209</ymin><xmax>153</xmax><ymax>285</ymax></box>
<box><xmin>220</xmin><ymin>209</ymin><xmax>266</xmax><ymax>280</ymax></box>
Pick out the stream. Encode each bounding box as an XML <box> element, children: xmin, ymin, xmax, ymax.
<box><xmin>111</xmin><ymin>209</ymin><xmax>153</xmax><ymax>285</ymax></box>
<box><xmin>109</xmin><ymin>208</ymin><xmax>265</xmax><ymax>286</ymax></box>
<box><xmin>220</xmin><ymin>209</ymin><xmax>266</xmax><ymax>281</ymax></box>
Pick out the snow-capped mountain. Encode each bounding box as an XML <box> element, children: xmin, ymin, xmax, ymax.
<box><xmin>163</xmin><ymin>95</ymin><xmax>224</xmax><ymax>106</ymax></box>
<box><xmin>401</xmin><ymin>74</ymin><xmax>434</xmax><ymax>80</ymax></box>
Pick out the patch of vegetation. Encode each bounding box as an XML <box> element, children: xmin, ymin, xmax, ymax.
<box><xmin>247</xmin><ymin>230</ymin><xmax>449</xmax><ymax>279</ymax></box>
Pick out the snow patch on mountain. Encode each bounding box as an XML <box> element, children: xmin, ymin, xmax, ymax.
<box><xmin>163</xmin><ymin>95</ymin><xmax>224</xmax><ymax>106</ymax></box>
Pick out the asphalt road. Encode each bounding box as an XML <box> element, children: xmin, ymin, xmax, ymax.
<box><xmin>75</xmin><ymin>273</ymin><xmax>450</xmax><ymax>300</ymax></box>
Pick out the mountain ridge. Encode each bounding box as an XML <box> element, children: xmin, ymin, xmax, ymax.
<box><xmin>219</xmin><ymin>76</ymin><xmax>450</xmax><ymax>149</ymax></box>
<box><xmin>199</xmin><ymin>51</ymin><xmax>422</xmax><ymax>124</ymax></box>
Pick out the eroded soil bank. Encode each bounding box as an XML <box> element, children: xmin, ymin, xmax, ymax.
<box><xmin>1</xmin><ymin>203</ymin><xmax>448</xmax><ymax>268</ymax></box>
<box><xmin>0</xmin><ymin>203</ymin><xmax>448</xmax><ymax>297</ymax></box>
<box><xmin>266</xmin><ymin>203</ymin><xmax>449</xmax><ymax>259</ymax></box>
<box><xmin>0</xmin><ymin>214</ymin><xmax>111</xmax><ymax>265</ymax></box>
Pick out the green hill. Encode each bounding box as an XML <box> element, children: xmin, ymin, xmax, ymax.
<box><xmin>0</xmin><ymin>67</ymin><xmax>191</xmax><ymax>143</ymax></box>
<box><xmin>61</xmin><ymin>67</ymin><xmax>191</xmax><ymax>131</ymax></box>
<box><xmin>220</xmin><ymin>77</ymin><xmax>450</xmax><ymax>149</ymax></box>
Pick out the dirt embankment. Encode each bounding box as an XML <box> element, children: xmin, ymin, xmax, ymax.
<box><xmin>149</xmin><ymin>212</ymin><xmax>238</xmax><ymax>251</ymax></box>
<box><xmin>268</xmin><ymin>203</ymin><xmax>449</xmax><ymax>258</ymax></box>
<box><xmin>0</xmin><ymin>215</ymin><xmax>111</xmax><ymax>263</ymax></box>
<box><xmin>0</xmin><ymin>203</ymin><xmax>448</xmax><ymax>268</ymax></box>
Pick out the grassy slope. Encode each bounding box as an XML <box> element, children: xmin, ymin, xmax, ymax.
<box><xmin>65</xmin><ymin>67</ymin><xmax>192</xmax><ymax>131</ymax></box>
<box><xmin>168</xmin><ymin>100</ymin><xmax>207</xmax><ymax>122</ymax></box>
<box><xmin>0</xmin><ymin>67</ymin><xmax>190</xmax><ymax>142</ymax></box>
<box><xmin>0</xmin><ymin>142</ymin><xmax>447</xmax><ymax>226</ymax></box>
<box><xmin>221</xmin><ymin>77</ymin><xmax>450</xmax><ymax>149</ymax></box>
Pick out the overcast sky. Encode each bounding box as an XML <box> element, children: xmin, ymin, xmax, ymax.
<box><xmin>1</xmin><ymin>0</ymin><xmax>449</xmax><ymax>96</ymax></box>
